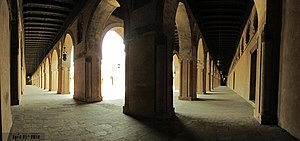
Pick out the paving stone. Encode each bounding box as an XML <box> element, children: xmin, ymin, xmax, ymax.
<box><xmin>9</xmin><ymin>86</ymin><xmax>299</xmax><ymax>141</ymax></box>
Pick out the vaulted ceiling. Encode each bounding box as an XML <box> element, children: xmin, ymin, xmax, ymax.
<box><xmin>24</xmin><ymin>0</ymin><xmax>254</xmax><ymax>75</ymax></box>
<box><xmin>23</xmin><ymin>0</ymin><xmax>86</xmax><ymax>75</ymax></box>
<box><xmin>187</xmin><ymin>0</ymin><xmax>254</xmax><ymax>74</ymax></box>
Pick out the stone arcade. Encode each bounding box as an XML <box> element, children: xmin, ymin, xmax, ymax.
<box><xmin>1</xmin><ymin>0</ymin><xmax>300</xmax><ymax>140</ymax></box>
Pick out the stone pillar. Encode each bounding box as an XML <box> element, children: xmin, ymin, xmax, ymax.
<box><xmin>39</xmin><ymin>70</ymin><xmax>41</xmax><ymax>88</ymax></box>
<box><xmin>123</xmin><ymin>30</ymin><xmax>175</xmax><ymax>118</ymax></box>
<box><xmin>259</xmin><ymin>31</ymin><xmax>279</xmax><ymax>124</ymax></box>
<box><xmin>196</xmin><ymin>60</ymin><xmax>203</xmax><ymax>94</ymax></box>
<box><xmin>91</xmin><ymin>57</ymin><xmax>102</xmax><ymax>102</ymax></box>
<box><xmin>210</xmin><ymin>61</ymin><xmax>214</xmax><ymax>90</ymax></box>
<box><xmin>1</xmin><ymin>0</ymin><xmax>13</xmax><ymax>138</ymax></box>
<box><xmin>258</xmin><ymin>0</ymin><xmax>282</xmax><ymax>124</ymax></box>
<box><xmin>73</xmin><ymin>55</ymin><xmax>102</xmax><ymax>102</ymax></box>
<box><xmin>123</xmin><ymin>2</ymin><xmax>174</xmax><ymax>118</ymax></box>
<box><xmin>78</xmin><ymin>56</ymin><xmax>102</xmax><ymax>102</ymax></box>
<box><xmin>179</xmin><ymin>59</ymin><xmax>197</xmax><ymax>100</ymax></box>
<box><xmin>44</xmin><ymin>68</ymin><xmax>47</xmax><ymax>90</ymax></box>
<box><xmin>58</xmin><ymin>67</ymin><xmax>70</xmax><ymax>94</ymax></box>
<box><xmin>39</xmin><ymin>72</ymin><xmax>41</xmax><ymax>87</ymax></box>
<box><xmin>49</xmin><ymin>64</ymin><xmax>52</xmax><ymax>91</ymax></box>
<box><xmin>10</xmin><ymin>0</ymin><xmax>20</xmax><ymax>105</ymax></box>
<box><xmin>203</xmin><ymin>52</ymin><xmax>208</xmax><ymax>93</ymax></box>
<box><xmin>41</xmin><ymin>67</ymin><xmax>44</xmax><ymax>89</ymax></box>
<box><xmin>57</xmin><ymin>62</ymin><xmax>62</xmax><ymax>93</ymax></box>
<box><xmin>38</xmin><ymin>70</ymin><xmax>40</xmax><ymax>87</ymax></box>
<box><xmin>51</xmin><ymin>69</ymin><xmax>58</xmax><ymax>91</ymax></box>
<box><xmin>211</xmin><ymin>65</ymin><xmax>214</xmax><ymax>90</ymax></box>
<box><xmin>21</xmin><ymin>66</ymin><xmax>26</xmax><ymax>94</ymax></box>
<box><xmin>35</xmin><ymin>73</ymin><xmax>37</xmax><ymax>86</ymax></box>
<box><xmin>207</xmin><ymin>59</ymin><xmax>212</xmax><ymax>91</ymax></box>
<box><xmin>278</xmin><ymin>0</ymin><xmax>300</xmax><ymax>139</ymax></box>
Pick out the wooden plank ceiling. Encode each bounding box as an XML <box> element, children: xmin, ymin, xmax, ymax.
<box><xmin>187</xmin><ymin>0</ymin><xmax>254</xmax><ymax>74</ymax></box>
<box><xmin>23</xmin><ymin>0</ymin><xmax>86</xmax><ymax>75</ymax></box>
<box><xmin>24</xmin><ymin>0</ymin><xmax>254</xmax><ymax>75</ymax></box>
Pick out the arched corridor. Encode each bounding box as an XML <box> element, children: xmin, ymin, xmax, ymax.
<box><xmin>2</xmin><ymin>0</ymin><xmax>300</xmax><ymax>140</ymax></box>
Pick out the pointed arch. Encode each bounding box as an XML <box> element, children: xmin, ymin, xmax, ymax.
<box><xmin>175</xmin><ymin>2</ymin><xmax>197</xmax><ymax>100</ymax></box>
<box><xmin>58</xmin><ymin>33</ymin><xmax>74</xmax><ymax>94</ymax></box>
<box><xmin>101</xmin><ymin>26</ymin><xmax>125</xmax><ymax>100</ymax></box>
<box><xmin>86</xmin><ymin>0</ymin><xmax>122</xmax><ymax>54</ymax></box>
<box><xmin>63</xmin><ymin>33</ymin><xmax>74</xmax><ymax>66</ymax></box>
<box><xmin>252</xmin><ymin>0</ymin><xmax>264</xmax><ymax>30</ymax></box>
<box><xmin>197</xmin><ymin>38</ymin><xmax>205</xmax><ymax>94</ymax></box>
<box><xmin>78</xmin><ymin>0</ymin><xmax>128</xmax><ymax>102</ymax></box>
<box><xmin>176</xmin><ymin>2</ymin><xmax>193</xmax><ymax>59</ymax></box>
<box><xmin>51</xmin><ymin>49</ymin><xmax>59</xmax><ymax>91</ymax></box>
<box><xmin>173</xmin><ymin>53</ymin><xmax>180</xmax><ymax>92</ymax></box>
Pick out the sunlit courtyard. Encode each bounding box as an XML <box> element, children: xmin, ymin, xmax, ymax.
<box><xmin>101</xmin><ymin>29</ymin><xmax>125</xmax><ymax>100</ymax></box>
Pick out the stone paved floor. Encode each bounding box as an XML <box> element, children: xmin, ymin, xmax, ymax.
<box><xmin>9</xmin><ymin>86</ymin><xmax>299</xmax><ymax>141</ymax></box>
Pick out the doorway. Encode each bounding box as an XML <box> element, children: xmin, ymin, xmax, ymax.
<box><xmin>233</xmin><ymin>72</ymin><xmax>235</xmax><ymax>90</ymax></box>
<box><xmin>249</xmin><ymin>50</ymin><xmax>257</xmax><ymax>102</ymax></box>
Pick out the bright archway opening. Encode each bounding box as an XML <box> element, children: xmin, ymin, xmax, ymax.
<box><xmin>101</xmin><ymin>27</ymin><xmax>125</xmax><ymax>100</ymax></box>
<box><xmin>61</xmin><ymin>34</ymin><xmax>74</xmax><ymax>95</ymax></box>
<box><xmin>172</xmin><ymin>54</ymin><xmax>180</xmax><ymax>95</ymax></box>
<box><xmin>51</xmin><ymin>49</ymin><xmax>58</xmax><ymax>91</ymax></box>
<box><xmin>70</xmin><ymin>45</ymin><xmax>74</xmax><ymax>95</ymax></box>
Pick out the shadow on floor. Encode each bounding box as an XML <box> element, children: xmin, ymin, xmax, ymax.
<box><xmin>192</xmin><ymin>98</ymin><xmax>230</xmax><ymax>101</ymax></box>
<box><xmin>128</xmin><ymin>114</ymin><xmax>200</xmax><ymax>141</ymax></box>
<box><xmin>10</xmin><ymin>86</ymin><xmax>299</xmax><ymax>141</ymax></box>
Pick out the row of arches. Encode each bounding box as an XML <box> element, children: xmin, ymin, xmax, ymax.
<box><xmin>31</xmin><ymin>0</ymin><xmax>221</xmax><ymax>101</ymax></box>
<box><xmin>27</xmin><ymin>0</ymin><xmax>291</xmax><ymax>134</ymax></box>
<box><xmin>1</xmin><ymin>0</ymin><xmax>223</xmax><ymax>140</ymax></box>
<box><xmin>31</xmin><ymin>34</ymin><xmax>74</xmax><ymax>94</ymax></box>
<box><xmin>31</xmin><ymin>26</ymin><xmax>126</xmax><ymax>101</ymax></box>
<box><xmin>30</xmin><ymin>1</ymin><xmax>221</xmax><ymax>100</ymax></box>
<box><xmin>173</xmin><ymin>2</ymin><xmax>221</xmax><ymax>100</ymax></box>
<box><xmin>28</xmin><ymin>0</ymin><xmax>222</xmax><ymax>120</ymax></box>
<box><xmin>3</xmin><ymin>0</ymin><xmax>300</xmax><ymax>140</ymax></box>
<box><xmin>173</xmin><ymin>46</ymin><xmax>221</xmax><ymax>95</ymax></box>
